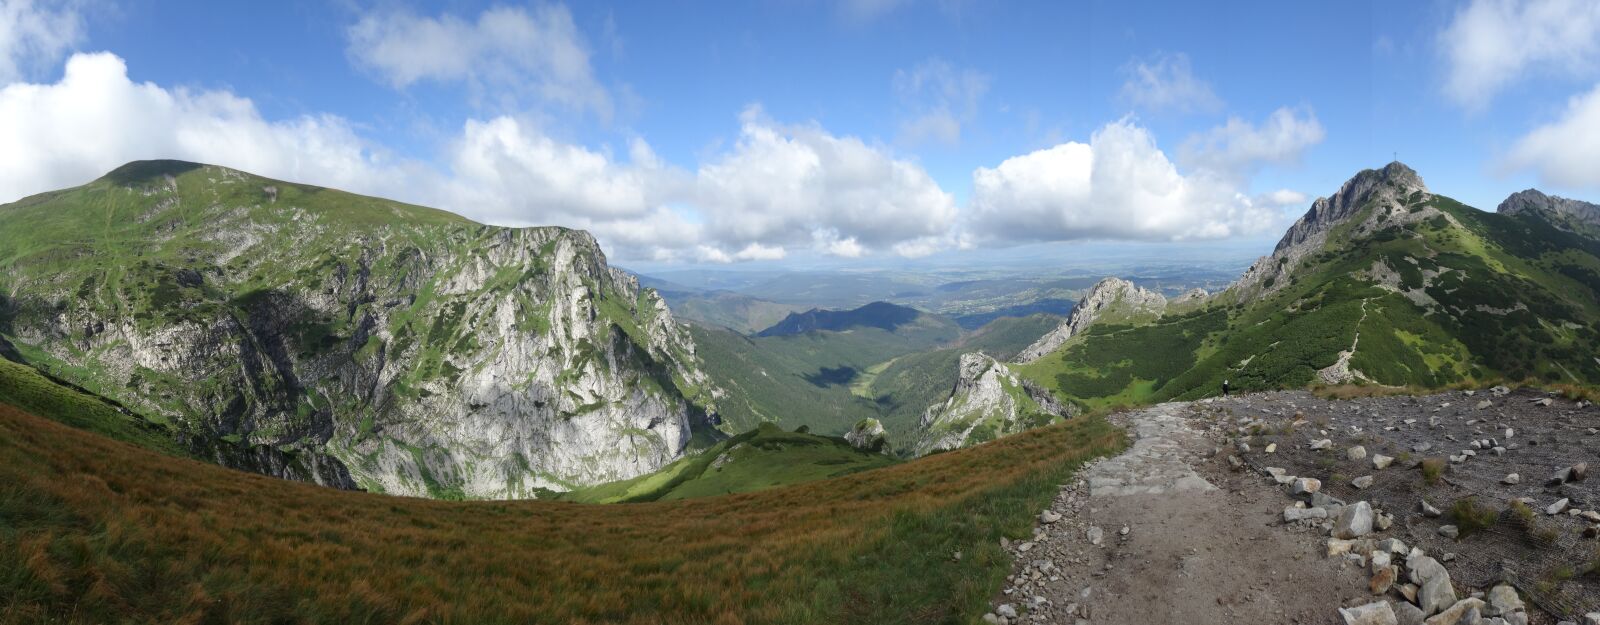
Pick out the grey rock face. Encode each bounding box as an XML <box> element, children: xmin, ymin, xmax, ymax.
<box><xmin>1016</xmin><ymin>277</ymin><xmax>1168</xmax><ymax>363</ymax></box>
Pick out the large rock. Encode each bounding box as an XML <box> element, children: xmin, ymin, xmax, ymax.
<box><xmin>1340</xmin><ymin>601</ymin><xmax>1399</xmax><ymax>625</ymax></box>
<box><xmin>1394</xmin><ymin>602</ymin><xmax>1426</xmax><ymax>625</ymax></box>
<box><xmin>1422</xmin><ymin>598</ymin><xmax>1482</xmax><ymax>625</ymax></box>
<box><xmin>1407</xmin><ymin>554</ymin><xmax>1447</xmax><ymax>586</ymax></box>
<box><xmin>1334</xmin><ymin>501</ymin><xmax>1376</xmax><ymax>539</ymax></box>
<box><xmin>1419</xmin><ymin>574</ymin><xmax>1458</xmax><ymax>617</ymax></box>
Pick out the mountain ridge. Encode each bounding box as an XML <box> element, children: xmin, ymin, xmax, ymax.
<box><xmin>0</xmin><ymin>160</ymin><xmax>722</xmax><ymax>498</ymax></box>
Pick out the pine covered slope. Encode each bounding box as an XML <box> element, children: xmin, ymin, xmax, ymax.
<box><xmin>0</xmin><ymin>160</ymin><xmax>720</xmax><ymax>498</ymax></box>
<box><xmin>1011</xmin><ymin>162</ymin><xmax>1600</xmax><ymax>410</ymax></box>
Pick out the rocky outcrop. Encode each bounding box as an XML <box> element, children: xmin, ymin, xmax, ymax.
<box><xmin>1497</xmin><ymin>188</ymin><xmax>1600</xmax><ymax>233</ymax></box>
<box><xmin>1016</xmin><ymin>277</ymin><xmax>1167</xmax><ymax>364</ymax></box>
<box><xmin>914</xmin><ymin>353</ymin><xmax>1072</xmax><ymax>455</ymax></box>
<box><xmin>844</xmin><ymin>417</ymin><xmax>889</xmax><ymax>454</ymax></box>
<box><xmin>0</xmin><ymin>161</ymin><xmax>720</xmax><ymax>499</ymax></box>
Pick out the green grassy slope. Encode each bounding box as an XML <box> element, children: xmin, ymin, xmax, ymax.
<box><xmin>0</xmin><ymin>355</ymin><xmax>189</xmax><ymax>457</ymax></box>
<box><xmin>555</xmin><ymin>422</ymin><xmax>898</xmax><ymax>503</ymax></box>
<box><xmin>0</xmin><ymin>397</ymin><xmax>1123</xmax><ymax>624</ymax></box>
<box><xmin>1018</xmin><ymin>183</ymin><xmax>1600</xmax><ymax>410</ymax></box>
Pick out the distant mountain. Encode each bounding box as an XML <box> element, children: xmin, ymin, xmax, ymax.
<box><xmin>998</xmin><ymin>162</ymin><xmax>1600</xmax><ymax>415</ymax></box>
<box><xmin>648</xmin><ymin>286</ymin><xmax>806</xmax><ymax>334</ymax></box>
<box><xmin>757</xmin><ymin>301</ymin><xmax>934</xmax><ymax>336</ymax></box>
<box><xmin>0</xmin><ymin>160</ymin><xmax>721</xmax><ymax>498</ymax></box>
<box><xmin>1497</xmin><ymin>188</ymin><xmax>1600</xmax><ymax>239</ymax></box>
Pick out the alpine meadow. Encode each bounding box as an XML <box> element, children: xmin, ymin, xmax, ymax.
<box><xmin>4</xmin><ymin>1</ymin><xmax>1600</xmax><ymax>624</ymax></box>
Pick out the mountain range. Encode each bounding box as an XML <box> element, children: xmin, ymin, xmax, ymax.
<box><xmin>4</xmin><ymin>159</ymin><xmax>1599</xmax><ymax>501</ymax></box>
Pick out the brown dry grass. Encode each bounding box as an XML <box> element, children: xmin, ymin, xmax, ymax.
<box><xmin>0</xmin><ymin>403</ymin><xmax>1124</xmax><ymax>624</ymax></box>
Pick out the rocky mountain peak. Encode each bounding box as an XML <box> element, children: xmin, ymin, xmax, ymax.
<box><xmin>1015</xmin><ymin>277</ymin><xmax>1167</xmax><ymax>364</ymax></box>
<box><xmin>1273</xmin><ymin>161</ymin><xmax>1428</xmax><ymax>255</ymax></box>
<box><xmin>1496</xmin><ymin>188</ymin><xmax>1600</xmax><ymax>230</ymax></box>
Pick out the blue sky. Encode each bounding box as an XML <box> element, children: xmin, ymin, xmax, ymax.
<box><xmin>3</xmin><ymin>0</ymin><xmax>1600</xmax><ymax>267</ymax></box>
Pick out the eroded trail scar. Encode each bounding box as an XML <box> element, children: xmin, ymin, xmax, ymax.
<box><xmin>1083</xmin><ymin>405</ymin><xmax>1215</xmax><ymax>497</ymax></box>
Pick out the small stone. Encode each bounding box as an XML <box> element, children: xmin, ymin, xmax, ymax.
<box><xmin>1421</xmin><ymin>500</ymin><xmax>1443</xmax><ymax>518</ymax></box>
<box><xmin>1373</xmin><ymin>455</ymin><xmax>1395</xmax><ymax>470</ymax></box>
<box><xmin>1340</xmin><ymin>600</ymin><xmax>1399</xmax><ymax>625</ymax></box>
<box><xmin>1349</xmin><ymin>445</ymin><xmax>1368</xmax><ymax>460</ymax></box>
<box><xmin>1118</xmin><ymin>525</ymin><xmax>1130</xmax><ymax>537</ymax></box>
<box><xmin>1266</xmin><ymin>442</ymin><xmax>1277</xmax><ymax>453</ymax></box>
<box><xmin>1476</xmin><ymin>400</ymin><xmax>1493</xmax><ymax>410</ymax></box>
<box><xmin>1584</xmin><ymin>613</ymin><xmax>1600</xmax><ymax>625</ymax></box>
<box><xmin>1353</xmin><ymin>475</ymin><xmax>1375</xmax><ymax>489</ymax></box>
<box><xmin>1534</xmin><ymin>397</ymin><xmax>1552</xmax><ymax>407</ymax></box>
<box><xmin>1378</xmin><ymin>538</ymin><xmax>1408</xmax><ymax>554</ymax></box>
<box><xmin>996</xmin><ymin>604</ymin><xmax>1018</xmax><ymax>619</ymax></box>
<box><xmin>1414</xmin><ymin>442</ymin><xmax>1433</xmax><ymax>453</ymax></box>
<box><xmin>982</xmin><ymin>614</ymin><xmax>1003</xmax><ymax>625</ymax></box>
<box><xmin>1311</xmin><ymin>439</ymin><xmax>1333</xmax><ymax>450</ymax></box>
<box><xmin>1485</xmin><ymin>584</ymin><xmax>1523</xmax><ymax>617</ymax></box>
<box><xmin>1285</xmin><ymin>506</ymin><xmax>1328</xmax><ymax>522</ymax></box>
<box><xmin>1291</xmin><ymin>477</ymin><xmax>1323</xmax><ymax>496</ymax></box>
<box><xmin>1376</xmin><ymin>513</ymin><xmax>1394</xmax><ymax>531</ymax></box>
<box><xmin>1334</xmin><ymin>501</ymin><xmax>1375</xmax><ymax>539</ymax></box>
<box><xmin>1399</xmin><ymin>583</ymin><xmax>1419</xmax><ymax>603</ymax></box>
<box><xmin>1548</xmin><ymin>498</ymin><xmax>1570</xmax><ymax>516</ymax></box>
<box><xmin>1086</xmin><ymin>526</ymin><xmax>1104</xmax><ymax>545</ymax></box>
<box><xmin>1502</xmin><ymin>473</ymin><xmax>1520</xmax><ymax>485</ymax></box>
<box><xmin>1370</xmin><ymin>566</ymin><xmax>1397</xmax><ymax>595</ymax></box>
<box><xmin>1504</xmin><ymin>427</ymin><xmax>1514</xmax><ymax>438</ymax></box>
<box><xmin>1437</xmin><ymin>525</ymin><xmax>1459</xmax><ymax>539</ymax></box>
<box><xmin>1040</xmin><ymin>510</ymin><xmax>1061</xmax><ymax>524</ymax></box>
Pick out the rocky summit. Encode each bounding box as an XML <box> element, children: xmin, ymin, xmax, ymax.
<box><xmin>0</xmin><ymin>161</ymin><xmax>721</xmax><ymax>498</ymax></box>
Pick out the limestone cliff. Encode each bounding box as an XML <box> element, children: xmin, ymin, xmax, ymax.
<box><xmin>0</xmin><ymin>161</ymin><xmax>720</xmax><ymax>499</ymax></box>
<box><xmin>913</xmin><ymin>353</ymin><xmax>1071</xmax><ymax>455</ymax></box>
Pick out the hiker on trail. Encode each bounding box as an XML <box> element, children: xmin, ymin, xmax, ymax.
<box><xmin>1222</xmin><ymin>380</ymin><xmax>1230</xmax><ymax>397</ymax></box>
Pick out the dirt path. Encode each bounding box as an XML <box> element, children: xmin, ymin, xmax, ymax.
<box><xmin>986</xmin><ymin>402</ymin><xmax>1367</xmax><ymax>625</ymax></box>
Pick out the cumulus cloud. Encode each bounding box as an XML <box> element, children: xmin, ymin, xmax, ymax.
<box><xmin>1439</xmin><ymin>0</ymin><xmax>1600</xmax><ymax>108</ymax></box>
<box><xmin>1503</xmin><ymin>82</ymin><xmax>1600</xmax><ymax>187</ymax></box>
<box><xmin>1177</xmin><ymin>107</ymin><xmax>1324</xmax><ymax>180</ymax></box>
<box><xmin>0</xmin><ymin>52</ymin><xmax>408</xmax><ymax>204</ymax></box>
<box><xmin>347</xmin><ymin>4</ymin><xmax>611</xmax><ymax>118</ymax></box>
<box><xmin>0</xmin><ymin>0</ymin><xmax>83</xmax><ymax>82</ymax></box>
<box><xmin>967</xmin><ymin>119</ymin><xmax>1284</xmax><ymax>243</ymax></box>
<box><xmin>0</xmin><ymin>52</ymin><xmax>956</xmax><ymax>263</ymax></box>
<box><xmin>893</xmin><ymin>58</ymin><xmax>989</xmax><ymax>146</ymax></box>
<box><xmin>690</xmin><ymin>106</ymin><xmax>959</xmax><ymax>258</ymax></box>
<box><xmin>1118</xmin><ymin>53</ymin><xmax>1222</xmax><ymax>115</ymax></box>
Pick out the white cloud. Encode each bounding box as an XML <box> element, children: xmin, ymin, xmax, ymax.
<box><xmin>1178</xmin><ymin>107</ymin><xmax>1324</xmax><ymax>180</ymax></box>
<box><xmin>0</xmin><ymin>52</ymin><xmax>408</xmax><ymax>204</ymax></box>
<box><xmin>1257</xmin><ymin>189</ymin><xmax>1309</xmax><ymax>208</ymax></box>
<box><xmin>688</xmin><ymin>106</ymin><xmax>958</xmax><ymax>258</ymax></box>
<box><xmin>893</xmin><ymin>58</ymin><xmax>989</xmax><ymax>146</ymax></box>
<box><xmin>1118</xmin><ymin>53</ymin><xmax>1222</xmax><ymax>115</ymax></box>
<box><xmin>1439</xmin><ymin>0</ymin><xmax>1600</xmax><ymax>108</ymax></box>
<box><xmin>0</xmin><ymin>0</ymin><xmax>82</xmax><ymax>82</ymax></box>
<box><xmin>0</xmin><ymin>52</ymin><xmax>958</xmax><ymax>263</ymax></box>
<box><xmin>967</xmin><ymin>119</ymin><xmax>1284</xmax><ymax>243</ymax></box>
<box><xmin>1504</xmin><ymin>82</ymin><xmax>1600</xmax><ymax>187</ymax></box>
<box><xmin>347</xmin><ymin>4</ymin><xmax>611</xmax><ymax>118</ymax></box>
